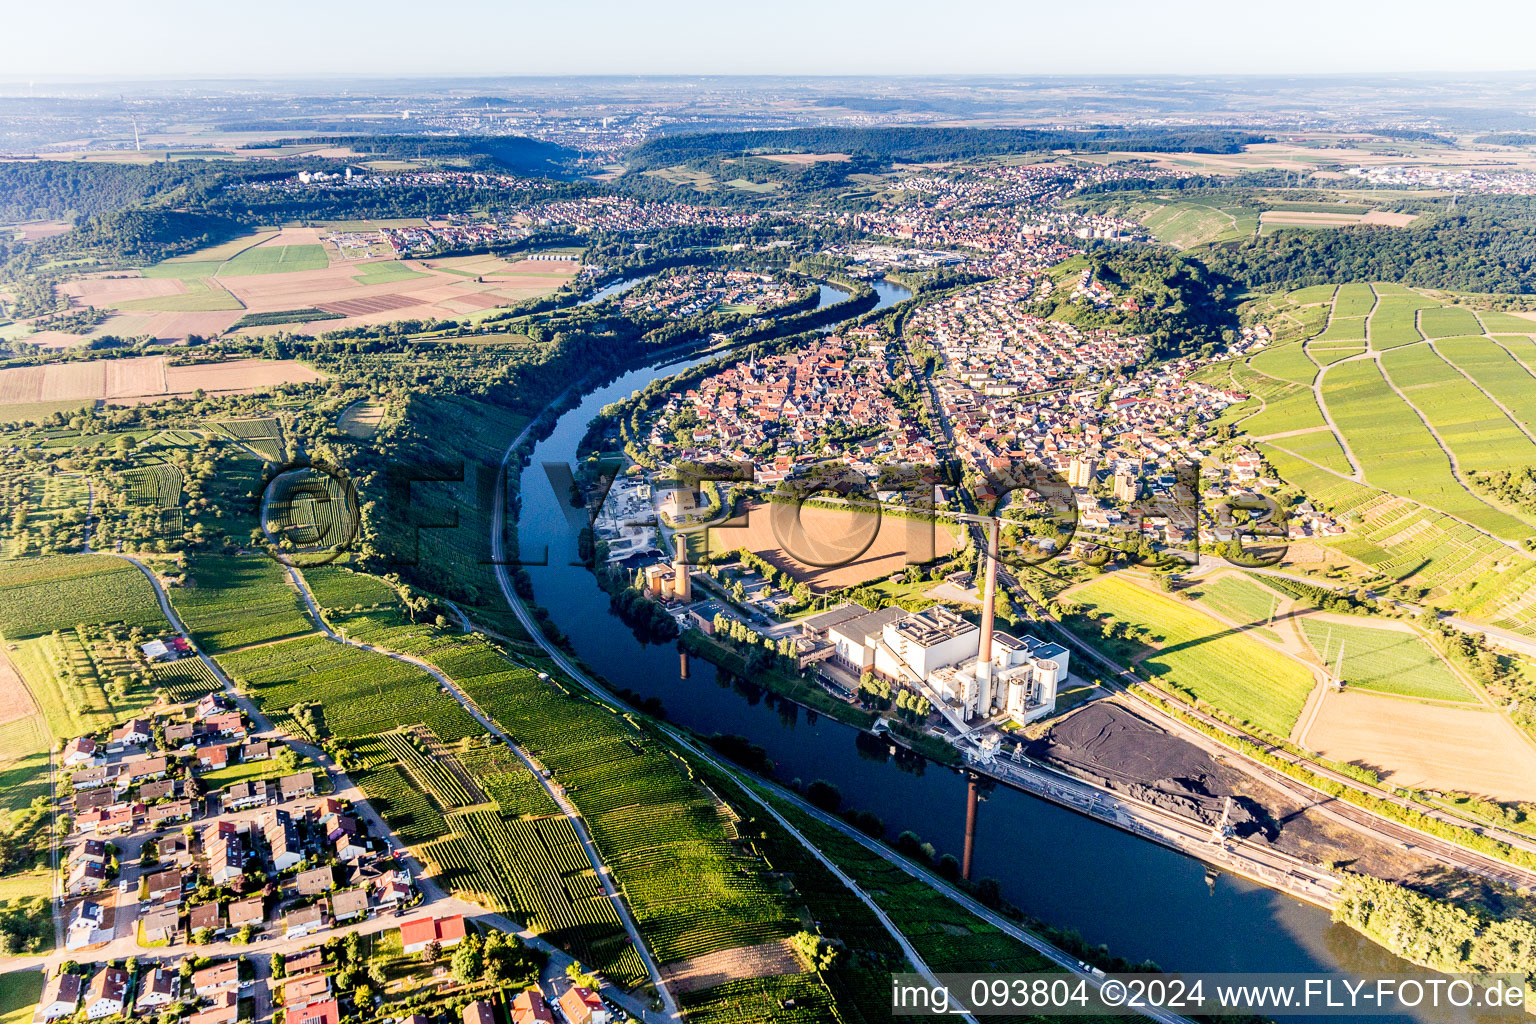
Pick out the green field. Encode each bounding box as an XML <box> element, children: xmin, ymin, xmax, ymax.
<box><xmin>1333</xmin><ymin>284</ymin><xmax>1377</xmax><ymax>318</ymax></box>
<box><xmin>1287</xmin><ymin>284</ymin><xmax>1337</xmax><ymax>305</ymax></box>
<box><xmin>0</xmin><ymin>555</ymin><xmax>169</xmax><ymax>639</ymax></box>
<box><xmin>1418</xmin><ymin>306</ymin><xmax>1484</xmax><ymax>340</ymax></box>
<box><xmin>1140</xmin><ymin>200</ymin><xmax>1253</xmax><ymax>248</ymax></box>
<box><xmin>353</xmin><ymin>261</ymin><xmax>429</xmax><ymax>285</ymax></box>
<box><xmin>170</xmin><ymin>555</ymin><xmax>313</xmax><ymax>651</ymax></box>
<box><xmin>1308</xmin><ymin>343</ymin><xmax>1367</xmax><ymax>367</ymax></box>
<box><xmin>1237</xmin><ymin>386</ymin><xmax>1326</xmax><ymax>437</ymax></box>
<box><xmin>1297</xmin><ymin>618</ymin><xmax>1473</xmax><ymax>702</ymax></box>
<box><xmin>1381</xmin><ymin>344</ymin><xmax>1536</xmax><ymax>476</ymax></box>
<box><xmin>1320</xmin><ymin>360</ymin><xmax>1531</xmax><ymax>541</ymax></box>
<box><xmin>0</xmin><ymin>715</ymin><xmax>51</xmax><ymax>822</ymax></box>
<box><xmin>216</xmin><ymin>632</ymin><xmax>477</xmax><ymax>742</ymax></box>
<box><xmin>1068</xmin><ymin>575</ymin><xmax>1315</xmax><ymax>735</ymax></box>
<box><xmin>1249</xmin><ymin>342</ymin><xmax>1317</xmax><ymax>386</ymax></box>
<box><xmin>115</xmin><ymin>278</ymin><xmax>244</xmax><ymax>312</ymax></box>
<box><xmin>0</xmin><ymin>970</ymin><xmax>44</xmax><ymax>1024</ymax></box>
<box><xmin>1316</xmin><ymin>315</ymin><xmax>1368</xmax><ymax>342</ymax></box>
<box><xmin>1188</xmin><ymin>575</ymin><xmax>1283</xmax><ymax>629</ymax></box>
<box><xmin>218</xmin><ymin>245</ymin><xmax>329</xmax><ymax>276</ymax></box>
<box><xmin>1368</xmin><ymin>296</ymin><xmax>1433</xmax><ymax>349</ymax></box>
<box><xmin>300</xmin><ymin>565</ymin><xmax>400</xmax><ymax>612</ymax></box>
<box><xmin>1477</xmin><ymin>311</ymin><xmax>1536</xmax><ymax>334</ymax></box>
<box><xmin>1269</xmin><ymin>429</ymin><xmax>1354</xmax><ymax>475</ymax></box>
<box><xmin>1433</xmin><ymin>337</ymin><xmax>1536</xmax><ymax>435</ymax></box>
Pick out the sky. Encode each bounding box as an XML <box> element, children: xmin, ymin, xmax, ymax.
<box><xmin>4</xmin><ymin>0</ymin><xmax>1536</xmax><ymax>79</ymax></box>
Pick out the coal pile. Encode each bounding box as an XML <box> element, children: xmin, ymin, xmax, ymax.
<box><xmin>1031</xmin><ymin>703</ymin><xmax>1268</xmax><ymax>837</ymax></box>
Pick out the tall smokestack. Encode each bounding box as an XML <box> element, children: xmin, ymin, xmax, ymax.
<box><xmin>673</xmin><ymin>533</ymin><xmax>692</xmax><ymax>603</ymax></box>
<box><xmin>978</xmin><ymin>518</ymin><xmax>999</xmax><ymax>663</ymax></box>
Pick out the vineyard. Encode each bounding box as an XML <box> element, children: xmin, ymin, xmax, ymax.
<box><xmin>215</xmin><ymin>633</ymin><xmax>478</xmax><ymax>742</ymax></box>
<box><xmin>149</xmin><ymin>657</ymin><xmax>222</xmax><ymax>703</ymax></box>
<box><xmin>0</xmin><ymin>555</ymin><xmax>169</xmax><ymax>640</ymax></box>
<box><xmin>677</xmin><ymin>976</ymin><xmax>838</xmax><ymax>1024</ymax></box>
<box><xmin>300</xmin><ymin>565</ymin><xmax>400</xmax><ymax>613</ymax></box>
<box><xmin>419</xmin><ymin>808</ymin><xmax>648</xmax><ymax>988</ymax></box>
<box><xmin>455</xmin><ymin>741</ymin><xmax>558</xmax><ymax>817</ymax></box>
<box><xmin>214</xmin><ymin>418</ymin><xmax>285</xmax><ymax>462</ymax></box>
<box><xmin>171</xmin><ymin>556</ymin><xmax>313</xmax><ymax>652</ymax></box>
<box><xmin>380</xmin><ymin>729</ymin><xmax>475</xmax><ymax>807</ymax></box>
<box><xmin>440</xmin><ymin>636</ymin><xmax>802</xmax><ymax>967</ymax></box>
<box><xmin>263</xmin><ymin>469</ymin><xmax>359</xmax><ymax>556</ymax></box>
<box><xmin>348</xmin><ymin>735</ymin><xmax>447</xmax><ymax>841</ymax></box>
<box><xmin>122</xmin><ymin>463</ymin><xmax>183</xmax><ymax>508</ymax></box>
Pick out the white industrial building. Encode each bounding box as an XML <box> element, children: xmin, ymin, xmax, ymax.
<box><xmin>809</xmin><ymin>598</ymin><xmax>1068</xmax><ymax>723</ymax></box>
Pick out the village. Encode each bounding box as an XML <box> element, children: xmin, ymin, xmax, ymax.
<box><xmin>25</xmin><ymin>641</ymin><xmax>638</xmax><ymax>1024</ymax></box>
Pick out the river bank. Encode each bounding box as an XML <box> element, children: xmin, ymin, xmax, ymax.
<box><xmin>507</xmin><ymin>279</ymin><xmax>1485</xmax><ymax>1023</ymax></box>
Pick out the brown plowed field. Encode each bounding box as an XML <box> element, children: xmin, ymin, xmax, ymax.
<box><xmin>659</xmin><ymin>940</ymin><xmax>803</xmax><ymax>994</ymax></box>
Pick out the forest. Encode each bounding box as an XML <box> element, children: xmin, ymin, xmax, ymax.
<box><xmin>625</xmin><ymin>125</ymin><xmax>1270</xmax><ymax>170</ymax></box>
<box><xmin>1199</xmin><ymin>200</ymin><xmax>1536</xmax><ymax>293</ymax></box>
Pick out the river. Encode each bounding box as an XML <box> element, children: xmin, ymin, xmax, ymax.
<box><xmin>513</xmin><ymin>278</ymin><xmax>1470</xmax><ymax>1023</ymax></box>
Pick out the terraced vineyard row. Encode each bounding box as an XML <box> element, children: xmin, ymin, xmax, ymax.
<box><xmin>439</xmin><ymin>634</ymin><xmax>803</xmax><ymax>966</ymax></box>
<box><xmin>420</xmin><ymin>807</ymin><xmax>648</xmax><ymax>987</ymax></box>
<box><xmin>149</xmin><ymin>657</ymin><xmax>222</xmax><ymax>702</ymax></box>
<box><xmin>348</xmin><ymin>735</ymin><xmax>447</xmax><ymax>840</ymax></box>
<box><xmin>380</xmin><ymin>729</ymin><xmax>473</xmax><ymax>808</ymax></box>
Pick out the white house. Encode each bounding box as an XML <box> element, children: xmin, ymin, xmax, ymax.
<box><xmin>84</xmin><ymin>967</ymin><xmax>128</xmax><ymax>1019</ymax></box>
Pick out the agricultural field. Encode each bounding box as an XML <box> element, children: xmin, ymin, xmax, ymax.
<box><xmin>1307</xmin><ymin>343</ymin><xmax>1367</xmax><ymax>367</ymax></box>
<box><xmin>1316</xmin><ymin>316</ymin><xmax>1368</xmax><ymax>342</ymax></box>
<box><xmin>0</xmin><ymin>554</ymin><xmax>168</xmax><ymax>639</ymax></box>
<box><xmin>0</xmin><ymin>971</ymin><xmax>44</xmax><ymax>1024</ymax></box>
<box><xmin>262</xmin><ymin>467</ymin><xmax>360</xmax><ymax>558</ymax></box>
<box><xmin>300</xmin><ymin>565</ymin><xmax>400</xmax><ymax>613</ymax></box>
<box><xmin>1297</xmin><ymin>617</ymin><xmax>1473</xmax><ymax>702</ymax></box>
<box><xmin>1477</xmin><ymin>311</ymin><xmax>1536</xmax><ymax>334</ymax></box>
<box><xmin>1233</xmin><ymin>383</ymin><xmax>1326</xmax><ymax>437</ymax></box>
<box><xmin>1319</xmin><ymin>359</ymin><xmax>1531</xmax><ymax>541</ymax></box>
<box><xmin>1266</xmin><ymin>429</ymin><xmax>1354</xmax><ymax>476</ymax></box>
<box><xmin>421</xmin><ymin>808</ymin><xmax>648</xmax><ymax>987</ymax></box>
<box><xmin>1332</xmin><ymin>283</ymin><xmax>1377</xmax><ymax>318</ymax></box>
<box><xmin>1257</xmin><ymin>448</ymin><xmax>1511</xmax><ymax>593</ymax></box>
<box><xmin>122</xmin><ymin>463</ymin><xmax>183</xmax><ymax>508</ymax></box>
<box><xmin>1249</xmin><ymin>341</ymin><xmax>1317</xmax><ymax>386</ymax></box>
<box><xmin>440</xmin><ymin>636</ymin><xmax>804</xmax><ymax>972</ymax></box>
<box><xmin>170</xmin><ymin>555</ymin><xmax>313</xmax><ymax>651</ymax></box>
<box><xmin>455</xmin><ymin>741</ymin><xmax>559</xmax><ymax>817</ymax></box>
<box><xmin>1418</xmin><ymin>306</ymin><xmax>1484</xmax><ymax>339</ymax></box>
<box><xmin>348</xmin><ymin>735</ymin><xmax>448</xmax><ymax>841</ymax></box>
<box><xmin>219</xmin><ymin>243</ymin><xmax>330</xmax><ymax>277</ymax></box>
<box><xmin>1137</xmin><ymin>199</ymin><xmax>1255</xmax><ymax>248</ymax></box>
<box><xmin>1067</xmin><ymin>574</ymin><xmax>1315</xmax><ymax>736</ymax></box>
<box><xmin>337</xmin><ymin>400</ymin><xmax>386</xmax><ymax>439</ymax></box>
<box><xmin>1433</xmin><ymin>337</ymin><xmax>1536</xmax><ymax>434</ymax></box>
<box><xmin>1185</xmin><ymin>574</ymin><xmax>1283</xmax><ymax>632</ymax></box>
<box><xmin>7</xmin><ymin>628</ymin><xmax>155</xmax><ymax>741</ymax></box>
<box><xmin>1304</xmin><ymin>689</ymin><xmax>1536</xmax><ymax>802</ymax></box>
<box><xmin>1368</xmin><ymin>296</ymin><xmax>1433</xmax><ymax>349</ymax></box>
<box><xmin>149</xmin><ymin>657</ymin><xmax>223</xmax><ymax>703</ymax></box>
<box><xmin>0</xmin><ymin>697</ymin><xmax>50</xmax><ymax>822</ymax></box>
<box><xmin>1381</xmin><ymin>344</ymin><xmax>1536</xmax><ymax>476</ymax></box>
<box><xmin>0</xmin><ymin>356</ymin><xmax>326</xmax><ymax>408</ymax></box>
<box><xmin>217</xmin><ymin>632</ymin><xmax>477</xmax><ymax>741</ymax></box>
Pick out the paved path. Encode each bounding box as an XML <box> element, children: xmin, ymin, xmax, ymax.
<box><xmin>258</xmin><ymin>511</ymin><xmax>676</xmax><ymax>1021</ymax></box>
